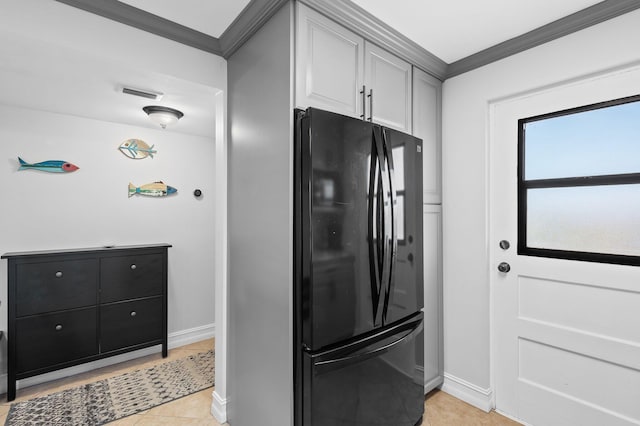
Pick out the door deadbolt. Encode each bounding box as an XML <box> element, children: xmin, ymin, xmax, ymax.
<box><xmin>499</xmin><ymin>240</ymin><xmax>510</xmax><ymax>250</ymax></box>
<box><xmin>497</xmin><ymin>262</ymin><xmax>511</xmax><ymax>273</ymax></box>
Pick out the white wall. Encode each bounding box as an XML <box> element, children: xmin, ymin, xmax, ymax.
<box><xmin>227</xmin><ymin>3</ymin><xmax>294</xmax><ymax>424</ymax></box>
<box><xmin>0</xmin><ymin>104</ymin><xmax>216</xmax><ymax>345</ymax></box>
<box><xmin>0</xmin><ymin>0</ymin><xmax>225</xmax><ymax>89</ymax></box>
<box><xmin>442</xmin><ymin>9</ymin><xmax>640</xmax><ymax>408</ymax></box>
<box><xmin>0</xmin><ymin>0</ymin><xmax>226</xmax><ymax>380</ymax></box>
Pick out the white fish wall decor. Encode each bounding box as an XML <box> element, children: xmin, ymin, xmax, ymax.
<box><xmin>118</xmin><ymin>139</ymin><xmax>157</xmax><ymax>159</ymax></box>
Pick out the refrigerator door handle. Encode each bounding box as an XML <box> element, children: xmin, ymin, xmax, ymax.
<box><xmin>313</xmin><ymin>317</ymin><xmax>423</xmax><ymax>372</ymax></box>
<box><xmin>367</xmin><ymin>137</ymin><xmax>382</xmax><ymax>325</ymax></box>
<box><xmin>371</xmin><ymin>128</ymin><xmax>390</xmax><ymax>326</ymax></box>
<box><xmin>381</xmin><ymin>129</ymin><xmax>398</xmax><ymax>323</ymax></box>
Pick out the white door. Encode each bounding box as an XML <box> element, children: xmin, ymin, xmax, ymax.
<box><xmin>491</xmin><ymin>67</ymin><xmax>640</xmax><ymax>426</ymax></box>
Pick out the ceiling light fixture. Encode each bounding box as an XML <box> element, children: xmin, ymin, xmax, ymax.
<box><xmin>143</xmin><ymin>106</ymin><xmax>184</xmax><ymax>129</ymax></box>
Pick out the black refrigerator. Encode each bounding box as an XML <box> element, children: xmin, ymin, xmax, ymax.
<box><xmin>294</xmin><ymin>107</ymin><xmax>424</xmax><ymax>426</ymax></box>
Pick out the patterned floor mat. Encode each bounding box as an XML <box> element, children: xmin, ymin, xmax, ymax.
<box><xmin>6</xmin><ymin>350</ymin><xmax>214</xmax><ymax>426</ymax></box>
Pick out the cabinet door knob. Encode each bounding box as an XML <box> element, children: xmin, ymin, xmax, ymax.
<box><xmin>130</xmin><ymin>264</ymin><xmax>137</xmax><ymax>270</ymax></box>
<box><xmin>130</xmin><ymin>311</ymin><xmax>137</xmax><ymax>317</ymax></box>
<box><xmin>55</xmin><ymin>271</ymin><xmax>63</xmax><ymax>278</ymax></box>
<box><xmin>55</xmin><ymin>324</ymin><xmax>63</xmax><ymax>331</ymax></box>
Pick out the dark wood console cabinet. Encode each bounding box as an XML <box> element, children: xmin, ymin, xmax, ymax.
<box><xmin>1</xmin><ymin>243</ymin><xmax>171</xmax><ymax>401</ymax></box>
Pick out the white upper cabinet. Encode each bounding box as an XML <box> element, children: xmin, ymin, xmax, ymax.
<box><xmin>296</xmin><ymin>4</ymin><xmax>365</xmax><ymax>119</ymax></box>
<box><xmin>296</xmin><ymin>4</ymin><xmax>412</xmax><ymax>133</ymax></box>
<box><xmin>413</xmin><ymin>67</ymin><xmax>442</xmax><ymax>204</ymax></box>
<box><xmin>364</xmin><ymin>43</ymin><xmax>412</xmax><ymax>133</ymax></box>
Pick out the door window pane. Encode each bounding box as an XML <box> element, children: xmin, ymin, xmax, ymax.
<box><xmin>527</xmin><ymin>185</ymin><xmax>640</xmax><ymax>256</ymax></box>
<box><xmin>519</xmin><ymin>94</ymin><xmax>640</xmax><ymax>265</ymax></box>
<box><xmin>524</xmin><ymin>101</ymin><xmax>640</xmax><ymax>180</ymax></box>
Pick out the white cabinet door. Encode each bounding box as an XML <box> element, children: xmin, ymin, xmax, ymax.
<box><xmin>423</xmin><ymin>204</ymin><xmax>443</xmax><ymax>392</ymax></box>
<box><xmin>295</xmin><ymin>4</ymin><xmax>364</xmax><ymax>119</ymax></box>
<box><xmin>364</xmin><ymin>43</ymin><xmax>412</xmax><ymax>133</ymax></box>
<box><xmin>413</xmin><ymin>68</ymin><xmax>442</xmax><ymax>204</ymax></box>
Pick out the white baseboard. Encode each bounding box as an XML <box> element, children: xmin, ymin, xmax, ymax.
<box><xmin>441</xmin><ymin>373</ymin><xmax>494</xmax><ymax>413</ymax></box>
<box><xmin>0</xmin><ymin>323</ymin><xmax>216</xmax><ymax>395</ymax></box>
<box><xmin>211</xmin><ymin>389</ymin><xmax>228</xmax><ymax>423</ymax></box>
<box><xmin>168</xmin><ymin>323</ymin><xmax>216</xmax><ymax>349</ymax></box>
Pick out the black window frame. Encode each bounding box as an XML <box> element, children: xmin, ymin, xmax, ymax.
<box><xmin>518</xmin><ymin>93</ymin><xmax>640</xmax><ymax>267</ymax></box>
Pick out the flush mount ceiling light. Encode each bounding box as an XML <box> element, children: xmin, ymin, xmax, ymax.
<box><xmin>143</xmin><ymin>106</ymin><xmax>184</xmax><ymax>129</ymax></box>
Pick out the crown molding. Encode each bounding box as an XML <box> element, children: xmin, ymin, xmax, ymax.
<box><xmin>219</xmin><ymin>0</ymin><xmax>289</xmax><ymax>57</ymax></box>
<box><xmin>54</xmin><ymin>0</ymin><xmax>640</xmax><ymax>81</ymax></box>
<box><xmin>299</xmin><ymin>0</ymin><xmax>448</xmax><ymax>80</ymax></box>
<box><xmin>53</xmin><ymin>0</ymin><xmax>288</xmax><ymax>60</ymax></box>
<box><xmin>447</xmin><ymin>0</ymin><xmax>640</xmax><ymax>79</ymax></box>
<box><xmin>54</xmin><ymin>0</ymin><xmax>222</xmax><ymax>55</ymax></box>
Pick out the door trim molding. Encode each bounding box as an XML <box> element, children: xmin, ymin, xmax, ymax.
<box><xmin>442</xmin><ymin>373</ymin><xmax>494</xmax><ymax>413</ymax></box>
<box><xmin>211</xmin><ymin>390</ymin><xmax>228</xmax><ymax>423</ymax></box>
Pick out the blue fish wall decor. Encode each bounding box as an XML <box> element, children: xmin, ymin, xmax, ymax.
<box><xmin>18</xmin><ymin>157</ymin><xmax>79</xmax><ymax>173</ymax></box>
<box><xmin>128</xmin><ymin>181</ymin><xmax>177</xmax><ymax>197</ymax></box>
<box><xmin>118</xmin><ymin>139</ymin><xmax>156</xmax><ymax>159</ymax></box>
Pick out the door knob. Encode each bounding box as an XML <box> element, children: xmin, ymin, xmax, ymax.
<box><xmin>497</xmin><ymin>262</ymin><xmax>511</xmax><ymax>273</ymax></box>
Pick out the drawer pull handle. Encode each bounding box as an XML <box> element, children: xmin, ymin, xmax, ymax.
<box><xmin>55</xmin><ymin>324</ymin><xmax>63</xmax><ymax>331</ymax></box>
<box><xmin>55</xmin><ymin>271</ymin><xmax>63</xmax><ymax>278</ymax></box>
<box><xmin>130</xmin><ymin>264</ymin><xmax>137</xmax><ymax>270</ymax></box>
<box><xmin>130</xmin><ymin>311</ymin><xmax>137</xmax><ymax>317</ymax></box>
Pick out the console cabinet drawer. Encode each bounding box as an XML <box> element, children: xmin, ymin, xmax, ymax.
<box><xmin>16</xmin><ymin>307</ymin><xmax>98</xmax><ymax>373</ymax></box>
<box><xmin>16</xmin><ymin>259</ymin><xmax>98</xmax><ymax>316</ymax></box>
<box><xmin>101</xmin><ymin>254</ymin><xmax>163</xmax><ymax>302</ymax></box>
<box><xmin>100</xmin><ymin>297</ymin><xmax>163</xmax><ymax>352</ymax></box>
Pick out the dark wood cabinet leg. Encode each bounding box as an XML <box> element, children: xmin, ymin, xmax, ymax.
<box><xmin>7</xmin><ymin>369</ymin><xmax>16</xmax><ymax>402</ymax></box>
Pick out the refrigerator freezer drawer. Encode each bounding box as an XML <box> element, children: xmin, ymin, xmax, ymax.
<box><xmin>301</xmin><ymin>313</ymin><xmax>424</xmax><ymax>425</ymax></box>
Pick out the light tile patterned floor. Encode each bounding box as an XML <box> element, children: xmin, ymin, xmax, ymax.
<box><xmin>0</xmin><ymin>338</ymin><xmax>520</xmax><ymax>425</ymax></box>
<box><xmin>422</xmin><ymin>390</ymin><xmax>521</xmax><ymax>425</ymax></box>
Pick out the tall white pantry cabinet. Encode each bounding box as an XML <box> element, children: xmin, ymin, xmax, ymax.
<box><xmin>295</xmin><ymin>2</ymin><xmax>444</xmax><ymax>393</ymax></box>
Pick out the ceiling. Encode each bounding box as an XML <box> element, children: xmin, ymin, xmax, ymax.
<box><xmin>118</xmin><ymin>0</ymin><xmax>604</xmax><ymax>64</ymax></box>
<box><xmin>0</xmin><ymin>29</ymin><xmax>219</xmax><ymax>138</ymax></box>
<box><xmin>0</xmin><ymin>0</ymin><xmax>629</xmax><ymax>140</ymax></box>
<box><xmin>119</xmin><ymin>0</ymin><xmax>252</xmax><ymax>39</ymax></box>
<box><xmin>349</xmin><ymin>0</ymin><xmax>604</xmax><ymax>63</ymax></box>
